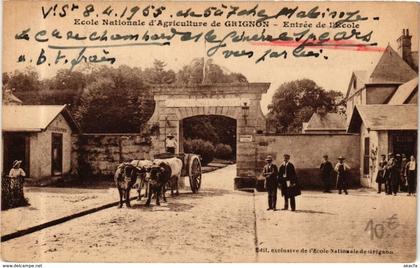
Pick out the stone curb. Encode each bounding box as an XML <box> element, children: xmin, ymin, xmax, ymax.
<box><xmin>1</xmin><ymin>197</ymin><xmax>136</xmax><ymax>243</ymax></box>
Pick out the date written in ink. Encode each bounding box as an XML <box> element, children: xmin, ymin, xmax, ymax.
<box><xmin>364</xmin><ymin>213</ymin><xmax>399</xmax><ymax>240</ymax></box>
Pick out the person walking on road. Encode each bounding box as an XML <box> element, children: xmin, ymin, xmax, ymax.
<box><xmin>406</xmin><ymin>155</ymin><xmax>417</xmax><ymax>196</ymax></box>
<box><xmin>320</xmin><ymin>154</ymin><xmax>333</xmax><ymax>193</ymax></box>
<box><xmin>376</xmin><ymin>154</ymin><xmax>387</xmax><ymax>194</ymax></box>
<box><xmin>335</xmin><ymin>156</ymin><xmax>350</xmax><ymax>195</ymax></box>
<box><xmin>262</xmin><ymin>155</ymin><xmax>278</xmax><ymax>211</ymax></box>
<box><xmin>279</xmin><ymin>154</ymin><xmax>300</xmax><ymax>211</ymax></box>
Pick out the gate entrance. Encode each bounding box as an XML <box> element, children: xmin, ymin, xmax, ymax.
<box><xmin>147</xmin><ymin>83</ymin><xmax>270</xmax><ymax>189</ymax></box>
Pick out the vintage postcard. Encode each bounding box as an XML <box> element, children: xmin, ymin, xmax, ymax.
<box><xmin>1</xmin><ymin>0</ymin><xmax>418</xmax><ymax>263</ymax></box>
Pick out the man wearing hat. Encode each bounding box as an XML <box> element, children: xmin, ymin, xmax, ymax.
<box><xmin>376</xmin><ymin>154</ymin><xmax>387</xmax><ymax>194</ymax></box>
<box><xmin>165</xmin><ymin>133</ymin><xmax>177</xmax><ymax>154</ymax></box>
<box><xmin>278</xmin><ymin>154</ymin><xmax>299</xmax><ymax>211</ymax></box>
<box><xmin>262</xmin><ymin>155</ymin><xmax>279</xmax><ymax>210</ymax></box>
<box><xmin>388</xmin><ymin>153</ymin><xmax>401</xmax><ymax>195</ymax></box>
<box><xmin>384</xmin><ymin>153</ymin><xmax>396</xmax><ymax>195</ymax></box>
<box><xmin>319</xmin><ymin>154</ymin><xmax>333</xmax><ymax>193</ymax></box>
<box><xmin>334</xmin><ymin>156</ymin><xmax>350</xmax><ymax>195</ymax></box>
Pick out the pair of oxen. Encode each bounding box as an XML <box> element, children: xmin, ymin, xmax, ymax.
<box><xmin>114</xmin><ymin>157</ymin><xmax>183</xmax><ymax>208</ymax></box>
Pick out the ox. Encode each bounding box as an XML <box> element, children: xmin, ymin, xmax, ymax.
<box><xmin>130</xmin><ymin>159</ymin><xmax>153</xmax><ymax>200</ymax></box>
<box><xmin>114</xmin><ymin>163</ymin><xmax>138</xmax><ymax>208</ymax></box>
<box><xmin>145</xmin><ymin>157</ymin><xmax>183</xmax><ymax>206</ymax></box>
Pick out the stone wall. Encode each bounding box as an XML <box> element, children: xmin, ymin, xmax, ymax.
<box><xmin>72</xmin><ymin>134</ymin><xmax>159</xmax><ymax>177</ymax></box>
<box><xmin>255</xmin><ymin>133</ymin><xmax>361</xmax><ymax>189</ymax></box>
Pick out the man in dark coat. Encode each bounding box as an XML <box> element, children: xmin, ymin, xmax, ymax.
<box><xmin>278</xmin><ymin>154</ymin><xmax>299</xmax><ymax>211</ymax></box>
<box><xmin>376</xmin><ymin>154</ymin><xmax>387</xmax><ymax>194</ymax></box>
<box><xmin>262</xmin><ymin>155</ymin><xmax>278</xmax><ymax>210</ymax></box>
<box><xmin>389</xmin><ymin>154</ymin><xmax>400</xmax><ymax>196</ymax></box>
<box><xmin>320</xmin><ymin>154</ymin><xmax>333</xmax><ymax>193</ymax></box>
<box><xmin>384</xmin><ymin>153</ymin><xmax>394</xmax><ymax>195</ymax></box>
<box><xmin>334</xmin><ymin>156</ymin><xmax>350</xmax><ymax>195</ymax></box>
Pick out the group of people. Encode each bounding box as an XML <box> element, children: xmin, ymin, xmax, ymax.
<box><xmin>376</xmin><ymin>153</ymin><xmax>417</xmax><ymax>196</ymax></box>
<box><xmin>319</xmin><ymin>155</ymin><xmax>351</xmax><ymax>195</ymax></box>
<box><xmin>262</xmin><ymin>154</ymin><xmax>300</xmax><ymax>211</ymax></box>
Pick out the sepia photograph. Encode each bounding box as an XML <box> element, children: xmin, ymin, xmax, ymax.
<box><xmin>0</xmin><ymin>0</ymin><xmax>418</xmax><ymax>264</ymax></box>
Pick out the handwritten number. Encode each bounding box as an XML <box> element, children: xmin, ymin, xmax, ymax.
<box><xmin>120</xmin><ymin>7</ymin><xmax>127</xmax><ymax>18</ymax></box>
<box><xmin>127</xmin><ymin>6</ymin><xmax>139</xmax><ymax>20</ymax></box>
<box><xmin>103</xmin><ymin>6</ymin><xmax>113</xmax><ymax>16</ymax></box>
<box><xmin>365</xmin><ymin>219</ymin><xmax>374</xmax><ymax>240</ymax></box>
<box><xmin>143</xmin><ymin>6</ymin><xmax>151</xmax><ymax>17</ymax></box>
<box><xmin>83</xmin><ymin>4</ymin><xmax>94</xmax><ymax>17</ymax></box>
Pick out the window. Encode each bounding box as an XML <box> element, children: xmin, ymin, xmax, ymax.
<box><xmin>363</xmin><ymin>137</ymin><xmax>370</xmax><ymax>175</ymax></box>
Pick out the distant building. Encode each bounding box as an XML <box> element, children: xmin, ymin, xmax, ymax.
<box><xmin>346</xmin><ymin>29</ymin><xmax>418</xmax><ymax>188</ymax></box>
<box><xmin>2</xmin><ymin>105</ymin><xmax>79</xmax><ymax>180</ymax></box>
<box><xmin>302</xmin><ymin>112</ymin><xmax>346</xmax><ymax>134</ymax></box>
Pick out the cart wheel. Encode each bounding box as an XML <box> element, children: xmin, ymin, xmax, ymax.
<box><xmin>189</xmin><ymin>156</ymin><xmax>202</xmax><ymax>193</ymax></box>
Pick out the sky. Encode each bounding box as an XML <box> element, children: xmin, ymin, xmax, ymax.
<box><xmin>3</xmin><ymin>1</ymin><xmax>419</xmax><ymax>114</ymax></box>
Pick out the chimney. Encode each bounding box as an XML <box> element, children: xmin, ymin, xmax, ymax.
<box><xmin>397</xmin><ymin>28</ymin><xmax>414</xmax><ymax>69</ymax></box>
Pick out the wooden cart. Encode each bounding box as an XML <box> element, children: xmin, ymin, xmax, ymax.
<box><xmin>154</xmin><ymin>153</ymin><xmax>202</xmax><ymax>193</ymax></box>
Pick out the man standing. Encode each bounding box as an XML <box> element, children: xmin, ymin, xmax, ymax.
<box><xmin>384</xmin><ymin>153</ymin><xmax>394</xmax><ymax>195</ymax></box>
<box><xmin>376</xmin><ymin>154</ymin><xmax>387</xmax><ymax>194</ymax></box>
<box><xmin>389</xmin><ymin>154</ymin><xmax>400</xmax><ymax>196</ymax></box>
<box><xmin>279</xmin><ymin>154</ymin><xmax>299</xmax><ymax>211</ymax></box>
<box><xmin>165</xmin><ymin>133</ymin><xmax>177</xmax><ymax>154</ymax></box>
<box><xmin>262</xmin><ymin>155</ymin><xmax>278</xmax><ymax>211</ymax></box>
<box><xmin>400</xmin><ymin>154</ymin><xmax>408</xmax><ymax>192</ymax></box>
<box><xmin>335</xmin><ymin>156</ymin><xmax>350</xmax><ymax>195</ymax></box>
<box><xmin>320</xmin><ymin>154</ymin><xmax>333</xmax><ymax>193</ymax></box>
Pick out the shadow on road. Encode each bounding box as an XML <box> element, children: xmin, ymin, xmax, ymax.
<box><xmin>130</xmin><ymin>202</ymin><xmax>194</xmax><ymax>212</ymax></box>
<box><xmin>292</xmin><ymin>209</ymin><xmax>335</xmax><ymax>215</ymax></box>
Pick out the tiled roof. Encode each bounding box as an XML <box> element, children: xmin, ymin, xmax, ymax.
<box><xmin>2</xmin><ymin>105</ymin><xmax>79</xmax><ymax>132</ymax></box>
<box><xmin>305</xmin><ymin>112</ymin><xmax>347</xmax><ymax>130</ymax></box>
<box><xmin>388</xmin><ymin>78</ymin><xmax>418</xmax><ymax>104</ymax></box>
<box><xmin>368</xmin><ymin>45</ymin><xmax>417</xmax><ymax>84</ymax></box>
<box><xmin>347</xmin><ymin>104</ymin><xmax>418</xmax><ymax>132</ymax></box>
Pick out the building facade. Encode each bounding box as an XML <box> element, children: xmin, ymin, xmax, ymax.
<box><xmin>345</xmin><ymin>29</ymin><xmax>418</xmax><ymax>188</ymax></box>
<box><xmin>2</xmin><ymin>105</ymin><xmax>79</xmax><ymax>181</ymax></box>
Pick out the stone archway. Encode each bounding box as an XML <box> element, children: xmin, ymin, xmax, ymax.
<box><xmin>147</xmin><ymin>83</ymin><xmax>270</xmax><ymax>189</ymax></box>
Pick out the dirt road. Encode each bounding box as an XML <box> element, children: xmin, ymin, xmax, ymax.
<box><xmin>1</xmin><ymin>164</ymin><xmax>416</xmax><ymax>262</ymax></box>
<box><xmin>1</xmin><ymin>165</ymin><xmax>257</xmax><ymax>262</ymax></box>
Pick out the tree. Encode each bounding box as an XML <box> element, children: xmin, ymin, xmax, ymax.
<box><xmin>4</xmin><ymin>67</ymin><xmax>42</xmax><ymax>94</ymax></box>
<box><xmin>143</xmin><ymin>59</ymin><xmax>176</xmax><ymax>85</ymax></box>
<box><xmin>176</xmin><ymin>58</ymin><xmax>248</xmax><ymax>85</ymax></box>
<box><xmin>266</xmin><ymin>79</ymin><xmax>345</xmax><ymax>133</ymax></box>
<box><xmin>75</xmin><ymin>66</ymin><xmax>153</xmax><ymax>133</ymax></box>
<box><xmin>182</xmin><ymin>115</ymin><xmax>237</xmax><ymax>158</ymax></box>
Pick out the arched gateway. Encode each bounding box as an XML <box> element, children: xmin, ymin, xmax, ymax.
<box><xmin>147</xmin><ymin>83</ymin><xmax>270</xmax><ymax>189</ymax></box>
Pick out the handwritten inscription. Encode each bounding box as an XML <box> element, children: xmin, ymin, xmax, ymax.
<box><xmin>364</xmin><ymin>214</ymin><xmax>400</xmax><ymax>240</ymax></box>
<box><xmin>13</xmin><ymin>3</ymin><xmax>382</xmax><ymax>70</ymax></box>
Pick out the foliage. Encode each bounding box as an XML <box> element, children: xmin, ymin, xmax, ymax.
<box><xmin>183</xmin><ymin>139</ymin><xmax>215</xmax><ymax>166</ymax></box>
<box><xmin>143</xmin><ymin>59</ymin><xmax>176</xmax><ymax>85</ymax></box>
<box><xmin>176</xmin><ymin>58</ymin><xmax>248</xmax><ymax>85</ymax></box>
<box><xmin>182</xmin><ymin>115</ymin><xmax>236</xmax><ymax>158</ymax></box>
<box><xmin>266</xmin><ymin>79</ymin><xmax>346</xmax><ymax>133</ymax></box>
<box><xmin>1</xmin><ymin>177</ymin><xmax>29</xmax><ymax>210</ymax></box>
<box><xmin>74</xmin><ymin>65</ymin><xmax>153</xmax><ymax>133</ymax></box>
<box><xmin>3</xmin><ymin>59</ymin><xmax>248</xmax><ymax>133</ymax></box>
<box><xmin>215</xmin><ymin>143</ymin><xmax>233</xmax><ymax>160</ymax></box>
